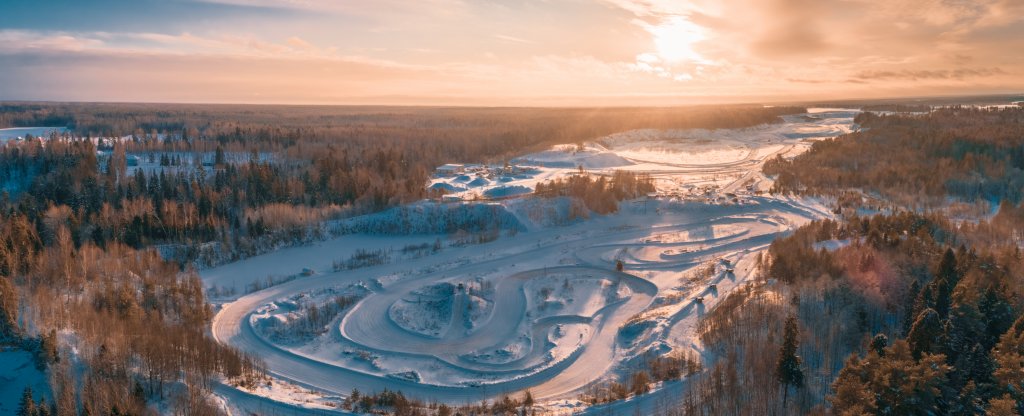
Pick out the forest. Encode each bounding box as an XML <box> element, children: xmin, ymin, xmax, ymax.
<box><xmin>0</xmin><ymin>103</ymin><xmax>800</xmax><ymax>415</ymax></box>
<box><xmin>1</xmin><ymin>103</ymin><xmax>801</xmax><ymax>265</ymax></box>
<box><xmin>678</xmin><ymin>210</ymin><xmax>1024</xmax><ymax>416</ymax></box>
<box><xmin>765</xmin><ymin>107</ymin><xmax>1024</xmax><ymax>208</ymax></box>
<box><xmin>679</xmin><ymin>108</ymin><xmax>1024</xmax><ymax>415</ymax></box>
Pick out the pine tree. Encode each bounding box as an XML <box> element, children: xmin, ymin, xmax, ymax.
<box><xmin>830</xmin><ymin>340</ymin><xmax>950</xmax><ymax>415</ymax></box>
<box><xmin>944</xmin><ymin>303</ymin><xmax>985</xmax><ymax>365</ymax></box>
<box><xmin>993</xmin><ymin>319</ymin><xmax>1024</xmax><ymax>411</ymax></box>
<box><xmin>17</xmin><ymin>387</ymin><xmax>35</xmax><ymax>416</ymax></box>
<box><xmin>776</xmin><ymin>315</ymin><xmax>804</xmax><ymax>407</ymax></box>
<box><xmin>937</xmin><ymin>247</ymin><xmax>958</xmax><ymax>285</ymax></box>
<box><xmin>908</xmin><ymin>308</ymin><xmax>943</xmax><ymax>359</ymax></box>
<box><xmin>871</xmin><ymin>333</ymin><xmax>888</xmax><ymax>357</ymax></box>
<box><xmin>962</xmin><ymin>343</ymin><xmax>995</xmax><ymax>388</ymax></box>
<box><xmin>830</xmin><ymin>355</ymin><xmax>875</xmax><ymax>414</ymax></box>
<box><xmin>980</xmin><ymin>287</ymin><xmax>1014</xmax><ymax>350</ymax></box>
<box><xmin>36</xmin><ymin>398</ymin><xmax>51</xmax><ymax>416</ymax></box>
<box><xmin>215</xmin><ymin>145</ymin><xmax>226</xmax><ymax>166</ymax></box>
<box><xmin>916</xmin><ymin>284</ymin><xmax>935</xmax><ymax>318</ymax></box>
<box><xmin>934</xmin><ymin>279</ymin><xmax>951</xmax><ymax>318</ymax></box>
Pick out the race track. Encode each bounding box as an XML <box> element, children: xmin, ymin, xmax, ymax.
<box><xmin>208</xmin><ymin>108</ymin><xmax>858</xmax><ymax>411</ymax></box>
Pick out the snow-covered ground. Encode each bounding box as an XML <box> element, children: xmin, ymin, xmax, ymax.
<box><xmin>0</xmin><ymin>126</ymin><xmax>67</xmax><ymax>141</ymax></box>
<box><xmin>0</xmin><ymin>348</ymin><xmax>51</xmax><ymax>414</ymax></box>
<box><xmin>428</xmin><ymin>108</ymin><xmax>857</xmax><ymax>201</ymax></box>
<box><xmin>205</xmin><ymin>108</ymin><xmax>857</xmax><ymax>412</ymax></box>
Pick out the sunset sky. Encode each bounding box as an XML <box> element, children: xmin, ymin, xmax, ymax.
<box><xmin>1</xmin><ymin>0</ymin><xmax>1021</xmax><ymax>105</ymax></box>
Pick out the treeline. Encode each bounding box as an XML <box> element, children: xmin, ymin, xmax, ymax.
<box><xmin>0</xmin><ymin>104</ymin><xmax>802</xmax><ymax>264</ymax></box>
<box><xmin>0</xmin><ymin>102</ymin><xmax>804</xmax><ymax>143</ymax></box>
<box><xmin>534</xmin><ymin>170</ymin><xmax>656</xmax><ymax>214</ymax></box>
<box><xmin>340</xmin><ymin>388</ymin><xmax>537</xmax><ymax>415</ymax></box>
<box><xmin>765</xmin><ymin>107</ymin><xmax>1024</xmax><ymax>208</ymax></box>
<box><xmin>681</xmin><ymin>210</ymin><xmax>1024</xmax><ymax>414</ymax></box>
<box><xmin>0</xmin><ymin>139</ymin><xmax>369</xmax><ymax>249</ymax></box>
<box><xmin>861</xmin><ymin>104</ymin><xmax>932</xmax><ymax>113</ymax></box>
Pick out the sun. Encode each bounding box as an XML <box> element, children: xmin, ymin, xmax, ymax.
<box><xmin>650</xmin><ymin>16</ymin><xmax>707</xmax><ymax>64</ymax></box>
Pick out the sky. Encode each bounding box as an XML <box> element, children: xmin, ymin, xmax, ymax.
<box><xmin>0</xmin><ymin>0</ymin><xmax>1021</xmax><ymax>106</ymax></box>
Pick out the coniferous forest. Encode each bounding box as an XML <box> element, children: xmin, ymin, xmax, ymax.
<box><xmin>676</xmin><ymin>106</ymin><xmax>1024</xmax><ymax>415</ymax></box>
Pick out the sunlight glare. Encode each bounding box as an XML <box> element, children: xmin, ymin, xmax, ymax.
<box><xmin>651</xmin><ymin>16</ymin><xmax>707</xmax><ymax>64</ymax></box>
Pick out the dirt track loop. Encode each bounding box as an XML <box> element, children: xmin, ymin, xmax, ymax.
<box><xmin>208</xmin><ymin>109</ymin><xmax>859</xmax><ymax>409</ymax></box>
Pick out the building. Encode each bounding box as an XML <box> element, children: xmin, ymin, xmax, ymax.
<box><xmin>436</xmin><ymin>163</ymin><xmax>465</xmax><ymax>175</ymax></box>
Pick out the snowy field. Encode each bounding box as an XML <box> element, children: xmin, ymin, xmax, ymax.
<box><xmin>203</xmin><ymin>108</ymin><xmax>857</xmax><ymax>413</ymax></box>
<box><xmin>429</xmin><ymin>108</ymin><xmax>858</xmax><ymax>200</ymax></box>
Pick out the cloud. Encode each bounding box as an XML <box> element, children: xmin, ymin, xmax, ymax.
<box><xmin>852</xmin><ymin>67</ymin><xmax>1006</xmax><ymax>81</ymax></box>
<box><xmin>1</xmin><ymin>0</ymin><xmax>1022</xmax><ymax>104</ymax></box>
<box><xmin>0</xmin><ymin>30</ymin><xmax>425</xmax><ymax>71</ymax></box>
<box><xmin>603</xmin><ymin>0</ymin><xmax>1024</xmax><ymax>87</ymax></box>
<box><xmin>286</xmin><ymin>36</ymin><xmax>313</xmax><ymax>50</ymax></box>
<box><xmin>494</xmin><ymin>34</ymin><xmax>533</xmax><ymax>44</ymax></box>
<box><xmin>0</xmin><ymin>30</ymin><xmax>104</xmax><ymax>52</ymax></box>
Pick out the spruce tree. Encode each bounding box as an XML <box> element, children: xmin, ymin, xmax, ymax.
<box><xmin>937</xmin><ymin>247</ymin><xmax>958</xmax><ymax>285</ymax></box>
<box><xmin>36</xmin><ymin>398</ymin><xmax>50</xmax><ymax>416</ymax></box>
<box><xmin>17</xmin><ymin>387</ymin><xmax>35</xmax><ymax>416</ymax></box>
<box><xmin>776</xmin><ymin>315</ymin><xmax>804</xmax><ymax>407</ymax></box>
<box><xmin>908</xmin><ymin>308</ymin><xmax>943</xmax><ymax>359</ymax></box>
<box><xmin>871</xmin><ymin>333</ymin><xmax>888</xmax><ymax>357</ymax></box>
<box><xmin>934</xmin><ymin>279</ymin><xmax>951</xmax><ymax>318</ymax></box>
<box><xmin>980</xmin><ymin>287</ymin><xmax>1014</xmax><ymax>349</ymax></box>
